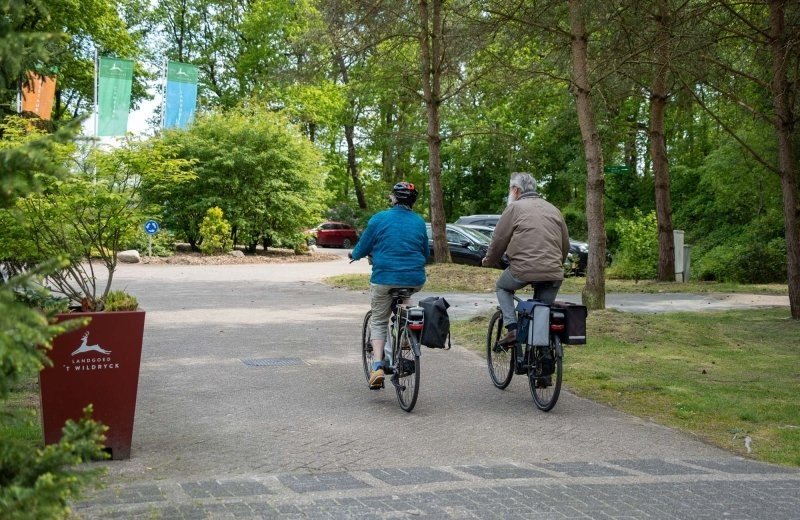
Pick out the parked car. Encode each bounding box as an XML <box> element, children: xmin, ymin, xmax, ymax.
<box><xmin>455</xmin><ymin>214</ymin><xmax>591</xmax><ymax>275</ymax></box>
<box><xmin>458</xmin><ymin>224</ymin><xmax>494</xmax><ymax>241</ymax></box>
<box><xmin>425</xmin><ymin>223</ymin><xmax>507</xmax><ymax>268</ymax></box>
<box><xmin>308</xmin><ymin>221</ymin><xmax>359</xmax><ymax>248</ymax></box>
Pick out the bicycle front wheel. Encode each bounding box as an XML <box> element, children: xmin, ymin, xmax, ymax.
<box><xmin>528</xmin><ymin>334</ymin><xmax>563</xmax><ymax>412</ymax></box>
<box><xmin>361</xmin><ymin>311</ymin><xmax>374</xmax><ymax>385</ymax></box>
<box><xmin>486</xmin><ymin>310</ymin><xmax>513</xmax><ymax>389</ymax></box>
<box><xmin>394</xmin><ymin>327</ymin><xmax>420</xmax><ymax>412</ymax></box>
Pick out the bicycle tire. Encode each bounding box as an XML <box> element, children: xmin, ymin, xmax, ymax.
<box><xmin>486</xmin><ymin>310</ymin><xmax>514</xmax><ymax>389</ymax></box>
<box><xmin>394</xmin><ymin>326</ymin><xmax>420</xmax><ymax>412</ymax></box>
<box><xmin>361</xmin><ymin>311</ymin><xmax>374</xmax><ymax>385</ymax></box>
<box><xmin>528</xmin><ymin>334</ymin><xmax>563</xmax><ymax>411</ymax></box>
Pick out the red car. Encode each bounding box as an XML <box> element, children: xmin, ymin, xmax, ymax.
<box><xmin>310</xmin><ymin>221</ymin><xmax>359</xmax><ymax>248</ymax></box>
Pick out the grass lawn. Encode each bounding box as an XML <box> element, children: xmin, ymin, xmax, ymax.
<box><xmin>326</xmin><ymin>263</ymin><xmax>797</xmax><ymax>465</ymax></box>
<box><xmin>0</xmin><ymin>376</ymin><xmax>43</xmax><ymax>445</ymax></box>
<box><xmin>325</xmin><ymin>263</ymin><xmax>789</xmax><ymax>295</ymax></box>
<box><xmin>452</xmin><ymin>308</ymin><xmax>800</xmax><ymax>466</ymax></box>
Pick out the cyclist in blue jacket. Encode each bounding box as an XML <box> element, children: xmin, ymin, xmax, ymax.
<box><xmin>349</xmin><ymin>182</ymin><xmax>429</xmax><ymax>389</ymax></box>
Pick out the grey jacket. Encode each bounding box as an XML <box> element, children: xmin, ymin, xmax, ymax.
<box><xmin>484</xmin><ymin>191</ymin><xmax>570</xmax><ymax>282</ymax></box>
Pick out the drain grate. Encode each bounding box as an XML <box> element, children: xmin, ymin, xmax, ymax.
<box><xmin>241</xmin><ymin>357</ymin><xmax>308</xmax><ymax>367</ymax></box>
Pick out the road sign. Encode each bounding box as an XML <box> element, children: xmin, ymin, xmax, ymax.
<box><xmin>604</xmin><ymin>165</ymin><xmax>630</xmax><ymax>174</ymax></box>
<box><xmin>144</xmin><ymin>220</ymin><xmax>160</xmax><ymax>235</ymax></box>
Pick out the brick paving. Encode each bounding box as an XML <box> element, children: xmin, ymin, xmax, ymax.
<box><xmin>75</xmin><ymin>459</ymin><xmax>800</xmax><ymax>519</ymax></box>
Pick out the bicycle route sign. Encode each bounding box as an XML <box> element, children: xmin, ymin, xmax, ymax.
<box><xmin>144</xmin><ymin>219</ymin><xmax>160</xmax><ymax>235</ymax></box>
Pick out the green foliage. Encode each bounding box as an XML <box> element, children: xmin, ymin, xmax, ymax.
<box><xmin>13</xmin><ymin>138</ymin><xmax>191</xmax><ymax>309</ymax></box>
<box><xmin>152</xmin><ymin>106</ymin><xmax>326</xmax><ymax>251</ymax></box>
<box><xmin>0</xmin><ymin>405</ymin><xmax>108</xmax><ymax>520</ymax></box>
<box><xmin>608</xmin><ymin>210</ymin><xmax>658</xmax><ymax>281</ymax></box>
<box><xmin>0</xmin><ymin>263</ymin><xmax>83</xmax><ymax>400</ymax></box>
<box><xmin>673</xmin><ymin>133</ymin><xmax>786</xmax><ymax>283</ymax></box>
<box><xmin>103</xmin><ymin>290</ymin><xmax>139</xmax><ymax>311</ymax></box>
<box><xmin>199</xmin><ymin>206</ymin><xmax>232</xmax><ymax>255</ymax></box>
<box><xmin>122</xmin><ymin>228</ymin><xmax>176</xmax><ymax>258</ymax></box>
<box><xmin>1</xmin><ymin>5</ymin><xmax>109</xmax><ymax>517</ymax></box>
<box><xmin>0</xmin><ymin>116</ymin><xmax>77</xmax><ymax>208</ymax></box>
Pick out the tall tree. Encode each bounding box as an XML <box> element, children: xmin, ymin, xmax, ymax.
<box><xmin>569</xmin><ymin>0</ymin><xmax>606</xmax><ymax>309</ymax></box>
<box><xmin>418</xmin><ymin>0</ymin><xmax>450</xmax><ymax>262</ymax></box>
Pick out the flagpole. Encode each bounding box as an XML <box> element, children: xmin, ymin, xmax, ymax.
<box><xmin>92</xmin><ymin>49</ymin><xmax>99</xmax><ymax>184</ymax></box>
<box><xmin>94</xmin><ymin>49</ymin><xmax>99</xmax><ymax>138</ymax></box>
<box><xmin>161</xmin><ymin>59</ymin><xmax>168</xmax><ymax>130</ymax></box>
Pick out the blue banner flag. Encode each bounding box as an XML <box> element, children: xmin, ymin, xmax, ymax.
<box><xmin>164</xmin><ymin>62</ymin><xmax>198</xmax><ymax>129</ymax></box>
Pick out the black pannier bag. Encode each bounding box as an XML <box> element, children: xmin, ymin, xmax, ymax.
<box><xmin>552</xmin><ymin>301</ymin><xmax>587</xmax><ymax>344</ymax></box>
<box><xmin>515</xmin><ymin>299</ymin><xmax>550</xmax><ymax>347</ymax></box>
<box><xmin>418</xmin><ymin>296</ymin><xmax>451</xmax><ymax>349</ymax></box>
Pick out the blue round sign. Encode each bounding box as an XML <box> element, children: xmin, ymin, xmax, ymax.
<box><xmin>144</xmin><ymin>219</ymin><xmax>160</xmax><ymax>235</ymax></box>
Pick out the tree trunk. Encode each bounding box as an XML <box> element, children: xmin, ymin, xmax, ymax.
<box><xmin>335</xmin><ymin>52</ymin><xmax>367</xmax><ymax>210</ymax></box>
<box><xmin>769</xmin><ymin>0</ymin><xmax>800</xmax><ymax>319</ymax></box>
<box><xmin>569</xmin><ymin>0</ymin><xmax>606</xmax><ymax>310</ymax></box>
<box><xmin>651</xmin><ymin>0</ymin><xmax>676</xmax><ymax>282</ymax></box>
<box><xmin>419</xmin><ymin>0</ymin><xmax>450</xmax><ymax>263</ymax></box>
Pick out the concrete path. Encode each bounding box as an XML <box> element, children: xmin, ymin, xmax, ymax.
<box><xmin>72</xmin><ymin>256</ymin><xmax>798</xmax><ymax>519</ymax></box>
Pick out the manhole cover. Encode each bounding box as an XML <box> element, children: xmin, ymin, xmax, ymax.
<box><xmin>241</xmin><ymin>358</ymin><xmax>308</xmax><ymax>367</ymax></box>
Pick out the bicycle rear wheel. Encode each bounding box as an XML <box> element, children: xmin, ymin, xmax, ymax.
<box><xmin>528</xmin><ymin>334</ymin><xmax>563</xmax><ymax>411</ymax></box>
<box><xmin>361</xmin><ymin>311</ymin><xmax>374</xmax><ymax>385</ymax></box>
<box><xmin>394</xmin><ymin>327</ymin><xmax>420</xmax><ymax>412</ymax></box>
<box><xmin>486</xmin><ymin>310</ymin><xmax>514</xmax><ymax>389</ymax></box>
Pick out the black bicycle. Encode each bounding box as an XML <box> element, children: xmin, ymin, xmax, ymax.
<box><xmin>486</xmin><ymin>294</ymin><xmax>565</xmax><ymax>411</ymax></box>
<box><xmin>361</xmin><ymin>288</ymin><xmax>425</xmax><ymax>412</ymax></box>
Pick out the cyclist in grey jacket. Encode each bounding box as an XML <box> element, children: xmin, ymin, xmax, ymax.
<box><xmin>349</xmin><ymin>182</ymin><xmax>429</xmax><ymax>388</ymax></box>
<box><xmin>482</xmin><ymin>172</ymin><xmax>570</xmax><ymax>345</ymax></box>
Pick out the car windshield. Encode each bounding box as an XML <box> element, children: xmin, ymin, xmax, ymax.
<box><xmin>454</xmin><ymin>225</ymin><xmax>490</xmax><ymax>245</ymax></box>
<box><xmin>466</xmin><ymin>227</ymin><xmax>493</xmax><ymax>240</ymax></box>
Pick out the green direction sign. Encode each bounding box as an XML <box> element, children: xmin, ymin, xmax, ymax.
<box><xmin>604</xmin><ymin>165</ymin><xmax>630</xmax><ymax>174</ymax></box>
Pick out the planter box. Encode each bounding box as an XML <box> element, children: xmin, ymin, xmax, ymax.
<box><xmin>39</xmin><ymin>310</ymin><xmax>145</xmax><ymax>460</ymax></box>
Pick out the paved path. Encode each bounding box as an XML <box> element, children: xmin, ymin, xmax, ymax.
<box><xmin>72</xmin><ymin>258</ymin><xmax>798</xmax><ymax>519</ymax></box>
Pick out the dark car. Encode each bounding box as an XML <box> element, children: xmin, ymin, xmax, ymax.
<box><xmin>458</xmin><ymin>224</ymin><xmax>494</xmax><ymax>241</ymax></box>
<box><xmin>425</xmin><ymin>223</ymin><xmax>507</xmax><ymax>268</ymax></box>
<box><xmin>455</xmin><ymin>214</ymin><xmax>590</xmax><ymax>275</ymax></box>
<box><xmin>309</xmin><ymin>221</ymin><xmax>359</xmax><ymax>248</ymax></box>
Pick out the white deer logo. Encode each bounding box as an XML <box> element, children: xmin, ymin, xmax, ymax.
<box><xmin>71</xmin><ymin>332</ymin><xmax>112</xmax><ymax>356</ymax></box>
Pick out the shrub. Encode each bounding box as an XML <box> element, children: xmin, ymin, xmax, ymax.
<box><xmin>607</xmin><ymin>209</ymin><xmax>658</xmax><ymax>281</ymax></box>
<box><xmin>122</xmin><ymin>228</ymin><xmax>176</xmax><ymax>258</ymax></box>
<box><xmin>103</xmin><ymin>290</ymin><xmax>139</xmax><ymax>311</ymax></box>
<box><xmin>199</xmin><ymin>207</ymin><xmax>232</xmax><ymax>255</ymax></box>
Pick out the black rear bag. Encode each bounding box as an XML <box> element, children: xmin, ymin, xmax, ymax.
<box><xmin>418</xmin><ymin>296</ymin><xmax>451</xmax><ymax>349</ymax></box>
<box><xmin>552</xmin><ymin>301</ymin><xmax>587</xmax><ymax>344</ymax></box>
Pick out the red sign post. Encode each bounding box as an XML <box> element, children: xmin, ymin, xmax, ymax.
<box><xmin>39</xmin><ymin>310</ymin><xmax>146</xmax><ymax>459</ymax></box>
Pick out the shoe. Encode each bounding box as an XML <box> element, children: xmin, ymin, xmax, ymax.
<box><xmin>369</xmin><ymin>368</ymin><xmax>385</xmax><ymax>389</ymax></box>
<box><xmin>498</xmin><ymin>329</ymin><xmax>517</xmax><ymax>345</ymax></box>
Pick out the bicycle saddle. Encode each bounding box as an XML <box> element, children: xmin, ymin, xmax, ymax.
<box><xmin>388</xmin><ymin>288</ymin><xmax>416</xmax><ymax>298</ymax></box>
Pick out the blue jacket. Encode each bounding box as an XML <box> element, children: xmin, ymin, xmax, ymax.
<box><xmin>351</xmin><ymin>206</ymin><xmax>429</xmax><ymax>287</ymax></box>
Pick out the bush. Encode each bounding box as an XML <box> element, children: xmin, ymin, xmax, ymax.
<box><xmin>199</xmin><ymin>207</ymin><xmax>232</xmax><ymax>255</ymax></box>
<box><xmin>103</xmin><ymin>290</ymin><xmax>139</xmax><ymax>311</ymax></box>
<box><xmin>607</xmin><ymin>209</ymin><xmax>658</xmax><ymax>281</ymax></box>
<box><xmin>693</xmin><ymin>237</ymin><xmax>787</xmax><ymax>283</ymax></box>
<box><xmin>122</xmin><ymin>229</ymin><xmax>176</xmax><ymax>257</ymax></box>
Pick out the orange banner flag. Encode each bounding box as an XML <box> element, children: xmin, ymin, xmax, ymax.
<box><xmin>21</xmin><ymin>72</ymin><xmax>57</xmax><ymax>120</ymax></box>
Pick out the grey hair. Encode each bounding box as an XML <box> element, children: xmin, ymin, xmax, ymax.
<box><xmin>509</xmin><ymin>172</ymin><xmax>537</xmax><ymax>193</ymax></box>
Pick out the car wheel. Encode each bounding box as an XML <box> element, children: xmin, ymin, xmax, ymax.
<box><xmin>342</xmin><ymin>238</ymin><xmax>352</xmax><ymax>249</ymax></box>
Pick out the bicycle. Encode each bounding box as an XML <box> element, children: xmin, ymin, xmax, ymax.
<box><xmin>486</xmin><ymin>294</ymin><xmax>565</xmax><ymax>411</ymax></box>
<box><xmin>361</xmin><ymin>288</ymin><xmax>425</xmax><ymax>412</ymax></box>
